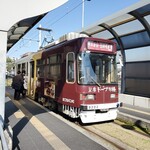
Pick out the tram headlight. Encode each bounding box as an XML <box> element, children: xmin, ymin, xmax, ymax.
<box><xmin>110</xmin><ymin>93</ymin><xmax>117</xmax><ymax>99</ymax></box>
<box><xmin>80</xmin><ymin>94</ymin><xmax>95</xmax><ymax>100</ymax></box>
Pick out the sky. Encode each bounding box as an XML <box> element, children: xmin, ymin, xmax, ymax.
<box><xmin>7</xmin><ymin>0</ymin><xmax>140</xmax><ymax>59</ymax></box>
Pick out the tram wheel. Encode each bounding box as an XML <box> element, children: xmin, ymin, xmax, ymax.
<box><xmin>22</xmin><ymin>89</ymin><xmax>26</xmax><ymax>98</ymax></box>
<box><xmin>34</xmin><ymin>92</ymin><xmax>39</xmax><ymax>102</ymax></box>
<box><xmin>48</xmin><ymin>100</ymin><xmax>57</xmax><ymax>111</ymax></box>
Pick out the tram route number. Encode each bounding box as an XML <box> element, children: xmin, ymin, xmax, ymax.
<box><xmin>87</xmin><ymin>105</ymin><xmax>99</xmax><ymax>110</ymax></box>
<box><xmin>87</xmin><ymin>105</ymin><xmax>109</xmax><ymax>112</ymax></box>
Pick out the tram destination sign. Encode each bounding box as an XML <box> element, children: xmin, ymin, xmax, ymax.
<box><xmin>87</xmin><ymin>41</ymin><xmax>113</xmax><ymax>52</ymax></box>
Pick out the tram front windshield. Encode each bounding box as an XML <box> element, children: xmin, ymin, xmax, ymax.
<box><xmin>77</xmin><ymin>52</ymin><xmax>117</xmax><ymax>85</ymax></box>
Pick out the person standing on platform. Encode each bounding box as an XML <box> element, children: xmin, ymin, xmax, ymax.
<box><xmin>12</xmin><ymin>71</ymin><xmax>24</xmax><ymax>100</ymax></box>
<box><xmin>21</xmin><ymin>70</ymin><xmax>26</xmax><ymax>97</ymax></box>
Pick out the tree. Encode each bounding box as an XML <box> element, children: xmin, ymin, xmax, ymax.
<box><xmin>6</xmin><ymin>57</ymin><xmax>15</xmax><ymax>73</ymax></box>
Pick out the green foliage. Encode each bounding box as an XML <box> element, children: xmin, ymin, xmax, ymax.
<box><xmin>6</xmin><ymin>57</ymin><xmax>15</xmax><ymax>72</ymax></box>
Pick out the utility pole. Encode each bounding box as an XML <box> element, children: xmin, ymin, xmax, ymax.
<box><xmin>38</xmin><ymin>24</ymin><xmax>42</xmax><ymax>49</ymax></box>
<box><xmin>37</xmin><ymin>26</ymin><xmax>53</xmax><ymax>48</ymax></box>
<box><xmin>82</xmin><ymin>0</ymin><xmax>84</xmax><ymax>28</ymax></box>
<box><xmin>82</xmin><ymin>0</ymin><xmax>91</xmax><ymax>29</ymax></box>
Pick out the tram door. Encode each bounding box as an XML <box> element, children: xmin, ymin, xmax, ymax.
<box><xmin>62</xmin><ymin>52</ymin><xmax>76</xmax><ymax>101</ymax></box>
<box><xmin>29</xmin><ymin>60</ymin><xmax>35</xmax><ymax>99</ymax></box>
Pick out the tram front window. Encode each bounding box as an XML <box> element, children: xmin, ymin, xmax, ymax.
<box><xmin>77</xmin><ymin>52</ymin><xmax>117</xmax><ymax>85</ymax></box>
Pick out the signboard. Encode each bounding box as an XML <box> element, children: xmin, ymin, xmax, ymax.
<box><xmin>87</xmin><ymin>41</ymin><xmax>113</xmax><ymax>52</ymax></box>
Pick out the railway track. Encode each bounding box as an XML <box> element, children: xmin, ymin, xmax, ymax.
<box><xmin>78</xmin><ymin>123</ymin><xmax>128</xmax><ymax>150</ymax></box>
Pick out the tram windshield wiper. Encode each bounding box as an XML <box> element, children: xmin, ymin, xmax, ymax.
<box><xmin>87</xmin><ymin>73</ymin><xmax>101</xmax><ymax>87</ymax></box>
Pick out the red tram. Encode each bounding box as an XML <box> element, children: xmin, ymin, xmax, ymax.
<box><xmin>34</xmin><ymin>32</ymin><xmax>122</xmax><ymax>123</ymax></box>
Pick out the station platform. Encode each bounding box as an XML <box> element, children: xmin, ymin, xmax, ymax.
<box><xmin>4</xmin><ymin>86</ymin><xmax>150</xmax><ymax>150</ymax></box>
<box><xmin>5</xmin><ymin>87</ymin><xmax>108</xmax><ymax>150</ymax></box>
<box><xmin>118</xmin><ymin>103</ymin><xmax>150</xmax><ymax>131</ymax></box>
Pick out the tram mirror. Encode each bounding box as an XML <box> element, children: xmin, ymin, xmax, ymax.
<box><xmin>78</xmin><ymin>55</ymin><xmax>82</xmax><ymax>61</ymax></box>
<box><xmin>118</xmin><ymin>54</ymin><xmax>123</xmax><ymax>67</ymax></box>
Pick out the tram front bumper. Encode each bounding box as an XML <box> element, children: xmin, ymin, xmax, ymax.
<box><xmin>79</xmin><ymin>102</ymin><xmax>122</xmax><ymax>123</ymax></box>
<box><xmin>79</xmin><ymin>109</ymin><xmax>118</xmax><ymax>124</ymax></box>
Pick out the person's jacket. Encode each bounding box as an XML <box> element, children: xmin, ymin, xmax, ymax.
<box><xmin>12</xmin><ymin>74</ymin><xmax>24</xmax><ymax>90</ymax></box>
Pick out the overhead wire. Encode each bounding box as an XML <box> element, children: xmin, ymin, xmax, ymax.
<box><xmin>8</xmin><ymin>0</ymin><xmax>84</xmax><ymax>57</ymax></box>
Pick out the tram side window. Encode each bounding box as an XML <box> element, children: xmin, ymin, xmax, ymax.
<box><xmin>22</xmin><ymin>62</ymin><xmax>28</xmax><ymax>76</ymax></box>
<box><xmin>45</xmin><ymin>57</ymin><xmax>50</xmax><ymax>78</ymax></box>
<box><xmin>22</xmin><ymin>63</ymin><xmax>25</xmax><ymax>73</ymax></box>
<box><xmin>49</xmin><ymin>55</ymin><xmax>61</xmax><ymax>79</ymax></box>
<box><xmin>66</xmin><ymin>52</ymin><xmax>75</xmax><ymax>83</ymax></box>
<box><xmin>30</xmin><ymin>61</ymin><xmax>34</xmax><ymax>78</ymax></box>
<box><xmin>37</xmin><ymin>67</ymin><xmax>40</xmax><ymax>78</ymax></box>
<box><xmin>37</xmin><ymin>60</ymin><xmax>44</xmax><ymax>77</ymax></box>
<box><xmin>17</xmin><ymin>64</ymin><xmax>21</xmax><ymax>74</ymax></box>
<box><xmin>49</xmin><ymin>65</ymin><xmax>60</xmax><ymax>78</ymax></box>
<box><xmin>26</xmin><ymin>62</ymin><xmax>28</xmax><ymax>76</ymax></box>
<box><xmin>37</xmin><ymin>60</ymin><xmax>40</xmax><ymax>77</ymax></box>
<box><xmin>40</xmin><ymin>67</ymin><xmax>44</xmax><ymax>77</ymax></box>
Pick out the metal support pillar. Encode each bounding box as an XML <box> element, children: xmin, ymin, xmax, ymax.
<box><xmin>0</xmin><ymin>31</ymin><xmax>7</xmax><ymax>125</ymax></box>
<box><xmin>100</xmin><ymin>23</ymin><xmax>126</xmax><ymax>93</ymax></box>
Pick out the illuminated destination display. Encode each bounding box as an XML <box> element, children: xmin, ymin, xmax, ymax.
<box><xmin>87</xmin><ymin>41</ymin><xmax>113</xmax><ymax>52</ymax></box>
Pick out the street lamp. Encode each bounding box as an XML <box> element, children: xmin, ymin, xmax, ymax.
<box><xmin>82</xmin><ymin>0</ymin><xmax>91</xmax><ymax>29</ymax></box>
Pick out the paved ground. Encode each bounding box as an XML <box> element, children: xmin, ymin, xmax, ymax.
<box><xmin>5</xmin><ymin>86</ymin><xmax>150</xmax><ymax>150</ymax></box>
<box><xmin>5</xmin><ymin>89</ymin><xmax>108</xmax><ymax>150</ymax></box>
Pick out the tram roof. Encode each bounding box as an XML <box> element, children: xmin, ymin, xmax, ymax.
<box><xmin>79</xmin><ymin>0</ymin><xmax>150</xmax><ymax>51</ymax></box>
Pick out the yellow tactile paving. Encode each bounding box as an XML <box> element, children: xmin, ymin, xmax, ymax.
<box><xmin>14</xmin><ymin>111</ymin><xmax>25</xmax><ymax>118</ymax></box>
<box><xmin>30</xmin><ymin>116</ymin><xmax>70</xmax><ymax>150</ymax></box>
<box><xmin>13</xmin><ymin>101</ymin><xmax>71</xmax><ymax>150</ymax></box>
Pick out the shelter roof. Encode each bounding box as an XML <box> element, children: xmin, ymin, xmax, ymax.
<box><xmin>80</xmin><ymin>0</ymin><xmax>150</xmax><ymax>51</ymax></box>
<box><xmin>7</xmin><ymin>14</ymin><xmax>46</xmax><ymax>51</ymax></box>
